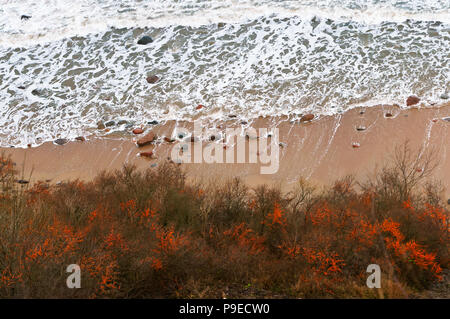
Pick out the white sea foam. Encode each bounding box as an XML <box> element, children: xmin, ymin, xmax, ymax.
<box><xmin>1</xmin><ymin>0</ymin><xmax>449</xmax><ymax>47</ymax></box>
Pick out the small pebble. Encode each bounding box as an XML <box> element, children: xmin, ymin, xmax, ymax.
<box><xmin>54</xmin><ymin>138</ymin><xmax>68</xmax><ymax>146</ymax></box>
<box><xmin>146</xmin><ymin>75</ymin><xmax>159</xmax><ymax>84</ymax></box>
<box><xmin>139</xmin><ymin>152</ymin><xmax>153</xmax><ymax>158</ymax></box>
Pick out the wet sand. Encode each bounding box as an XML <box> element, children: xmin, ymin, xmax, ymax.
<box><xmin>3</xmin><ymin>102</ymin><xmax>450</xmax><ymax>198</ymax></box>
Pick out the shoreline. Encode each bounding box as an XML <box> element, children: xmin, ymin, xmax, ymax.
<box><xmin>3</xmin><ymin>102</ymin><xmax>450</xmax><ymax>198</ymax></box>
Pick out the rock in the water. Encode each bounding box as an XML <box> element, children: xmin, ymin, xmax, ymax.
<box><xmin>105</xmin><ymin>121</ymin><xmax>115</xmax><ymax>127</ymax></box>
<box><xmin>117</xmin><ymin>120</ymin><xmax>128</xmax><ymax>125</ymax></box>
<box><xmin>137</xmin><ymin>36</ymin><xmax>153</xmax><ymax>45</ymax></box>
<box><xmin>146</xmin><ymin>75</ymin><xmax>159</xmax><ymax>84</ymax></box>
<box><xmin>97</xmin><ymin>121</ymin><xmax>105</xmax><ymax>129</ymax></box>
<box><xmin>139</xmin><ymin>151</ymin><xmax>154</xmax><ymax>158</ymax></box>
<box><xmin>300</xmin><ymin>114</ymin><xmax>315</xmax><ymax>122</ymax></box>
<box><xmin>406</xmin><ymin>96</ymin><xmax>420</xmax><ymax>106</ymax></box>
<box><xmin>54</xmin><ymin>138</ymin><xmax>68</xmax><ymax>145</ymax></box>
<box><xmin>75</xmin><ymin>136</ymin><xmax>85</xmax><ymax>142</ymax></box>
<box><xmin>440</xmin><ymin>93</ymin><xmax>449</xmax><ymax>100</ymax></box>
<box><xmin>245</xmin><ymin>131</ymin><xmax>259</xmax><ymax>140</ymax></box>
<box><xmin>210</xmin><ymin>133</ymin><xmax>222</xmax><ymax>141</ymax></box>
<box><xmin>31</xmin><ymin>89</ymin><xmax>42</xmax><ymax>96</ymax></box>
<box><xmin>21</xmin><ymin>15</ymin><xmax>31</xmax><ymax>20</ymax></box>
<box><xmin>218</xmin><ymin>22</ymin><xmax>226</xmax><ymax>28</ymax></box>
<box><xmin>137</xmin><ymin>131</ymin><xmax>157</xmax><ymax>147</ymax></box>
<box><xmin>133</xmin><ymin>128</ymin><xmax>144</xmax><ymax>135</ymax></box>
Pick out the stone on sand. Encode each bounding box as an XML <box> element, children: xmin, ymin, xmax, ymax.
<box><xmin>139</xmin><ymin>151</ymin><xmax>154</xmax><ymax>158</ymax></box>
<box><xmin>54</xmin><ymin>138</ymin><xmax>68</xmax><ymax>145</ymax></box>
<box><xmin>300</xmin><ymin>114</ymin><xmax>315</xmax><ymax>122</ymax></box>
<box><xmin>406</xmin><ymin>96</ymin><xmax>420</xmax><ymax>106</ymax></box>
<box><xmin>137</xmin><ymin>131</ymin><xmax>157</xmax><ymax>147</ymax></box>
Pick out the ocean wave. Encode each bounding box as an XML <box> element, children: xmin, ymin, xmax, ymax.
<box><xmin>0</xmin><ymin>0</ymin><xmax>449</xmax><ymax>48</ymax></box>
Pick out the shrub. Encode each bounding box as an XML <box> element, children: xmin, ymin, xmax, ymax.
<box><xmin>0</xmin><ymin>143</ymin><xmax>448</xmax><ymax>298</ymax></box>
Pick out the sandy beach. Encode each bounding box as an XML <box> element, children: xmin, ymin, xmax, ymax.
<box><xmin>4</xmin><ymin>102</ymin><xmax>450</xmax><ymax>199</ymax></box>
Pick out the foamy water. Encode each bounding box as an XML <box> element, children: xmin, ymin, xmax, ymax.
<box><xmin>0</xmin><ymin>0</ymin><xmax>449</xmax><ymax>147</ymax></box>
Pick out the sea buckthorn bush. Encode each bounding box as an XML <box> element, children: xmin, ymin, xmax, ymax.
<box><xmin>0</xmin><ymin>144</ymin><xmax>448</xmax><ymax>298</ymax></box>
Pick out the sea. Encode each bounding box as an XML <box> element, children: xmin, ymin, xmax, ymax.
<box><xmin>0</xmin><ymin>0</ymin><xmax>449</xmax><ymax>147</ymax></box>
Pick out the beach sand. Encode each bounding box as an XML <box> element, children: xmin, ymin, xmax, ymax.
<box><xmin>3</xmin><ymin>102</ymin><xmax>450</xmax><ymax>198</ymax></box>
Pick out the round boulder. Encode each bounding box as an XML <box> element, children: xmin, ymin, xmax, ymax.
<box><xmin>406</xmin><ymin>96</ymin><xmax>420</xmax><ymax>106</ymax></box>
<box><xmin>146</xmin><ymin>75</ymin><xmax>159</xmax><ymax>84</ymax></box>
<box><xmin>300</xmin><ymin>114</ymin><xmax>315</xmax><ymax>122</ymax></box>
<box><xmin>54</xmin><ymin>138</ymin><xmax>68</xmax><ymax>146</ymax></box>
<box><xmin>137</xmin><ymin>36</ymin><xmax>153</xmax><ymax>45</ymax></box>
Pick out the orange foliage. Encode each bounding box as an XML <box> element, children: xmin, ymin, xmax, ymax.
<box><xmin>224</xmin><ymin>223</ymin><xmax>266</xmax><ymax>255</ymax></box>
<box><xmin>264</xmin><ymin>202</ymin><xmax>286</xmax><ymax>228</ymax></box>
